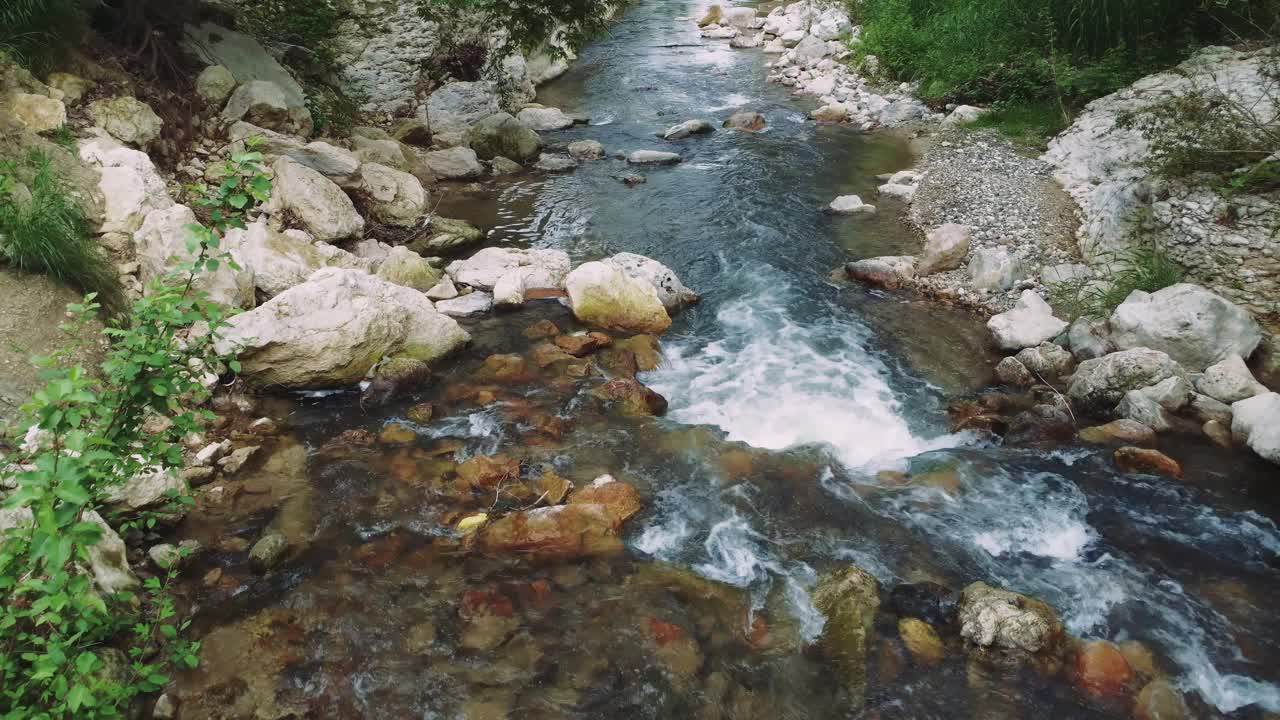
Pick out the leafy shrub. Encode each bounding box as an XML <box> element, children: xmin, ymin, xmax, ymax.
<box><xmin>0</xmin><ymin>151</ymin><xmax>122</xmax><ymax>313</ymax></box>
<box><xmin>1048</xmin><ymin>245</ymin><xmax>1184</xmax><ymax>319</ymax></box>
<box><xmin>851</xmin><ymin>0</ymin><xmax>1280</xmax><ymax>134</ymax></box>
<box><xmin>0</xmin><ymin>0</ymin><xmax>84</xmax><ymax>73</ymax></box>
<box><xmin>1117</xmin><ymin>75</ymin><xmax>1280</xmax><ymax>184</ymax></box>
<box><xmin>304</xmin><ymin>81</ymin><xmax>365</xmax><ymax>137</ymax></box>
<box><xmin>0</xmin><ymin>141</ymin><xmax>271</xmax><ymax>718</ymax></box>
<box><xmin>234</xmin><ymin>0</ymin><xmax>340</xmax><ymax>55</ymax></box>
<box><xmin>418</xmin><ymin>0</ymin><xmax>616</xmax><ymax>61</ymax></box>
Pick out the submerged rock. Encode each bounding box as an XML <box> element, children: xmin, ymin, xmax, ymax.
<box><xmin>591</xmin><ymin>378</ymin><xmax>669</xmax><ymax>416</ymax></box>
<box><xmin>249</xmin><ymin>532</ymin><xmax>288</xmax><ymax>571</ymax></box>
<box><xmin>1078</xmin><ymin>419</ymin><xmax>1157</xmax><ymax>446</ymax></box>
<box><xmin>898</xmin><ymin>618</ymin><xmax>946</xmax><ymax>666</ymax></box>
<box><xmin>478</xmin><ymin>477</ymin><xmax>641</xmax><ymax>561</ymax></box>
<box><xmin>812</xmin><ymin>566</ymin><xmax>880</xmax><ymax>709</ymax></box>
<box><xmin>723</xmin><ymin>111</ymin><xmax>766</xmax><ymax>131</ymax></box>
<box><xmin>1114</xmin><ymin>446</ymin><xmax>1182</xmax><ymax>478</ymax></box>
<box><xmin>1134</xmin><ymin>679</ymin><xmax>1191</xmax><ymax>720</ymax></box>
<box><xmin>1073</xmin><ymin>640</ymin><xmax>1135</xmax><ymax>698</ymax></box>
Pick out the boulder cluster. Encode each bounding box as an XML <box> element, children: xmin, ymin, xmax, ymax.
<box><xmin>974</xmin><ymin>283</ymin><xmax>1277</xmax><ymax>468</ymax></box>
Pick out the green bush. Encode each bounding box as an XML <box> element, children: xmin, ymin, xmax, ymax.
<box><xmin>852</xmin><ymin>0</ymin><xmax>1280</xmax><ymax>133</ymax></box>
<box><xmin>418</xmin><ymin>0</ymin><xmax>616</xmax><ymax>61</ymax></box>
<box><xmin>0</xmin><ymin>142</ymin><xmax>271</xmax><ymax>718</ymax></box>
<box><xmin>0</xmin><ymin>0</ymin><xmax>84</xmax><ymax>73</ymax></box>
<box><xmin>0</xmin><ymin>151</ymin><xmax>122</xmax><ymax>313</ymax></box>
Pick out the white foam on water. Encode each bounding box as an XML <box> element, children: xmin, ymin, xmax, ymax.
<box><xmin>646</xmin><ymin>276</ymin><xmax>961</xmax><ymax>470</ymax></box>
<box><xmin>708</xmin><ymin>92</ymin><xmax>753</xmax><ymax>111</ymax></box>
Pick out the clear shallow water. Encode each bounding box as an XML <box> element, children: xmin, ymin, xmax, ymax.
<box><xmin>173</xmin><ymin>1</ymin><xmax>1280</xmax><ymax>717</ymax></box>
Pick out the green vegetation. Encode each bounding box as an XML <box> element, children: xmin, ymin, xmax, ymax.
<box><xmin>851</xmin><ymin>0</ymin><xmax>1280</xmax><ymax>139</ymax></box>
<box><xmin>1049</xmin><ymin>245</ymin><xmax>1185</xmax><ymax>319</ymax></box>
<box><xmin>0</xmin><ymin>142</ymin><xmax>270</xmax><ymax>718</ymax></box>
<box><xmin>0</xmin><ymin>0</ymin><xmax>84</xmax><ymax>74</ymax></box>
<box><xmin>304</xmin><ymin>81</ymin><xmax>366</xmax><ymax>138</ymax></box>
<box><xmin>0</xmin><ymin>151</ymin><xmax>122</xmax><ymax>313</ymax></box>
<box><xmin>418</xmin><ymin>0</ymin><xmax>616</xmax><ymax>73</ymax></box>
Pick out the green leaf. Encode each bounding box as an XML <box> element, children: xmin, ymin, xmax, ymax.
<box><xmin>227</xmin><ymin>194</ymin><xmax>249</xmax><ymax>209</ymax></box>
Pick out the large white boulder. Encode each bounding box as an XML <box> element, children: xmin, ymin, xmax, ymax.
<box><xmin>1231</xmin><ymin>392</ymin><xmax>1280</xmax><ymax>464</ymax></box>
<box><xmin>358</xmin><ymin>162</ymin><xmax>429</xmax><ymax>227</ymax></box>
<box><xmin>1197</xmin><ymin>355</ymin><xmax>1268</xmax><ymax>404</ymax></box>
<box><xmin>565</xmin><ymin>261</ymin><xmax>672</xmax><ymax>335</ymax></box>
<box><xmin>266</xmin><ymin>158</ymin><xmax>365</xmax><ymax>242</ymax></box>
<box><xmin>663</xmin><ymin>119</ymin><xmax>714</xmax><ymax>140</ymax></box>
<box><xmin>217</xmin><ymin>268</ymin><xmax>470</xmax><ymax>389</ymax></box>
<box><xmin>423</xmin><ymin>147</ymin><xmax>486</xmax><ymax>180</ymax></box>
<box><xmin>426</xmin><ymin>81</ymin><xmax>501</xmax><ymax>144</ymax></box>
<box><xmin>491</xmin><ymin>254</ymin><xmax>572</xmax><ymax>308</ymax></box>
<box><xmin>228</xmin><ymin>221</ymin><xmax>370</xmax><ymax>298</ymax></box>
<box><xmin>793</xmin><ymin>35</ymin><xmax>832</xmax><ymax>65</ymax></box>
<box><xmin>468</xmin><ymin>112</ymin><xmax>543</xmax><ymax>162</ymax></box>
<box><xmin>221</xmin><ymin>80</ymin><xmax>293</xmax><ymax>133</ymax></box>
<box><xmin>196</xmin><ymin>65</ymin><xmax>236</xmax><ymax>105</ymax></box>
<box><xmin>829</xmin><ymin>195</ymin><xmax>876</xmax><ymax>215</ymax></box>
<box><xmin>446</xmin><ymin>247</ymin><xmax>570</xmax><ymax>291</ymax></box>
<box><xmin>185</xmin><ymin>22</ymin><xmax>307</xmax><ymax>108</ymax></box>
<box><xmin>516</xmin><ymin>106</ymin><xmax>575</xmax><ymax>131</ymax></box>
<box><xmin>1067</xmin><ymin>348</ymin><xmax>1189</xmax><ymax>414</ymax></box>
<box><xmin>375</xmin><ymin>246</ymin><xmax>443</xmax><ymax>292</ymax></box>
<box><xmin>1109</xmin><ymin>284</ymin><xmax>1262</xmax><ymax>371</ymax></box>
<box><xmin>79</xmin><ymin>136</ymin><xmax>173</xmax><ymax>234</ymax></box>
<box><xmin>986</xmin><ymin>290</ymin><xmax>1067</xmax><ymax>351</ymax></box>
<box><xmin>606</xmin><ymin>252</ymin><xmax>698</xmax><ymax>311</ymax></box>
<box><xmin>628</xmin><ymin>150</ymin><xmax>682</xmax><ymax>165</ymax></box>
<box><xmin>135</xmin><ymin>205</ymin><xmax>255</xmax><ymax>308</ymax></box>
<box><xmin>88</xmin><ymin>96</ymin><xmax>163</xmax><ymax>146</ymax></box>
<box><xmin>722</xmin><ymin>6</ymin><xmax>758</xmax><ymax>28</ymax></box>
<box><xmin>11</xmin><ymin>93</ymin><xmax>66</xmax><ymax>132</ymax></box>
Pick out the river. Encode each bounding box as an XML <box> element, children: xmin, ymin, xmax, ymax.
<box><xmin>173</xmin><ymin>2</ymin><xmax>1280</xmax><ymax>718</ymax></box>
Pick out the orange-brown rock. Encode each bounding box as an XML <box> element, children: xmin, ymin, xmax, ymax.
<box><xmin>1114</xmin><ymin>447</ymin><xmax>1182</xmax><ymax>479</ymax></box>
<box><xmin>613</xmin><ymin>334</ymin><xmax>662</xmax><ymax>371</ymax></box>
<box><xmin>477</xmin><ymin>503</ymin><xmax>626</xmax><ymax>561</ymax></box>
<box><xmin>597</xmin><ymin>347</ymin><xmax>640</xmax><ymax>378</ymax></box>
<box><xmin>569</xmin><ymin>475</ymin><xmax>642</xmax><ymax>523</ymax></box>
<box><xmin>555</xmin><ymin>331</ymin><xmax>613</xmax><ymax>357</ymax></box>
<box><xmin>1079</xmin><ymin>419</ymin><xmax>1157</xmax><ymax>446</ymax></box>
<box><xmin>646</xmin><ymin>617</ymin><xmax>703</xmax><ymax>679</ymax></box>
<box><xmin>406</xmin><ymin>402</ymin><xmax>434</xmax><ymax>424</ymax></box>
<box><xmin>473</xmin><ymin>353</ymin><xmax>530</xmax><ymax>383</ymax></box>
<box><xmin>457</xmin><ymin>455</ymin><xmax>520</xmax><ymax>489</ymax></box>
<box><xmin>529</xmin><ymin>342</ymin><xmax>577</xmax><ymax>368</ymax></box>
<box><xmin>1073</xmin><ymin>640</ymin><xmax>1135</xmax><ymax>698</ymax></box>
<box><xmin>523</xmin><ymin>319</ymin><xmax>561</xmax><ymax>340</ymax></box>
<box><xmin>536</xmin><ymin>470</ymin><xmax>573</xmax><ymax>504</ymax></box>
<box><xmin>591</xmin><ymin>378</ymin><xmax>668</xmax><ymax>416</ymax></box>
<box><xmin>898</xmin><ymin>618</ymin><xmax>945</xmax><ymax>666</ymax></box>
<box><xmin>378</xmin><ymin>423</ymin><xmax>418</xmax><ymax>446</ymax></box>
<box><xmin>1134</xmin><ymin>679</ymin><xmax>1190</xmax><ymax>720</ymax></box>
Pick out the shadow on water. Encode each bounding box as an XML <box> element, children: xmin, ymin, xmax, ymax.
<box><xmin>171</xmin><ymin>1</ymin><xmax>1280</xmax><ymax>718</ymax></box>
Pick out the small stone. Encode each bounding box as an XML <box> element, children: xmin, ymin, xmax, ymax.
<box><xmin>153</xmin><ymin>693</ymin><xmax>178</xmax><ymax>720</ymax></box>
<box><xmin>1114</xmin><ymin>447</ymin><xmax>1182</xmax><ymax>479</ymax></box>
<box><xmin>1203</xmin><ymin>419</ymin><xmax>1233</xmax><ymax>448</ymax></box>
<box><xmin>723</xmin><ymin>111</ymin><xmax>766</xmax><ymax>131</ymax></box>
<box><xmin>1134</xmin><ymin>679</ymin><xmax>1190</xmax><ymax>720</ymax></box>
<box><xmin>995</xmin><ymin>357</ymin><xmax>1034</xmax><ymax>387</ymax></box>
<box><xmin>406</xmin><ymin>402</ymin><xmax>435</xmax><ymax>424</ymax></box>
<box><xmin>379</xmin><ymin>423</ymin><xmax>418</xmax><ymax>446</ymax></box>
<box><xmin>216</xmin><ymin>445</ymin><xmax>259</xmax><ymax>475</ymax></box>
<box><xmin>249</xmin><ymin>532</ymin><xmax>288</xmax><ymax>571</ymax></box>
<box><xmin>554</xmin><ymin>332</ymin><xmax>612</xmax><ymax>357</ymax></box>
<box><xmin>179</xmin><ymin>466</ymin><xmax>217</xmax><ymax>486</ymax></box>
<box><xmin>523</xmin><ymin>319</ymin><xmax>560</xmax><ymax>340</ymax></box>
<box><xmin>568</xmin><ymin>140</ymin><xmax>606</xmax><ymax>160</ymax></box>
<box><xmin>196</xmin><ymin>65</ymin><xmax>237</xmax><ymax>105</ymax></box>
<box><xmin>898</xmin><ymin>618</ymin><xmax>945</xmax><ymax>666</ymax></box>
<box><xmin>247</xmin><ymin>417</ymin><xmax>280</xmax><ymax>436</ymax></box>
<box><xmin>1078</xmin><ymin>419</ymin><xmax>1156</xmax><ymax>446</ymax></box>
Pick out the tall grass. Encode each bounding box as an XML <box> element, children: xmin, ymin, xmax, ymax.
<box><xmin>0</xmin><ymin>151</ymin><xmax>122</xmax><ymax>312</ymax></box>
<box><xmin>0</xmin><ymin>0</ymin><xmax>84</xmax><ymax>74</ymax></box>
<box><xmin>1048</xmin><ymin>246</ymin><xmax>1185</xmax><ymax>320</ymax></box>
<box><xmin>853</xmin><ymin>0</ymin><xmax>1280</xmax><ymax>125</ymax></box>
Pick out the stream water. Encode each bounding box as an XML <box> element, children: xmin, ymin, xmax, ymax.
<box><xmin>173</xmin><ymin>2</ymin><xmax>1280</xmax><ymax>718</ymax></box>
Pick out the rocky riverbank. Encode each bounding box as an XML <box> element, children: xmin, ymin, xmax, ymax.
<box><xmin>700</xmin><ymin>1</ymin><xmax>1280</xmax><ymax>467</ymax></box>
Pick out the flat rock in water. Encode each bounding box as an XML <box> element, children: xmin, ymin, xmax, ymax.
<box><xmin>628</xmin><ymin>150</ymin><xmax>682</xmax><ymax>165</ymax></box>
<box><xmin>435</xmin><ymin>291</ymin><xmax>494</xmax><ymax>317</ymax></box>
